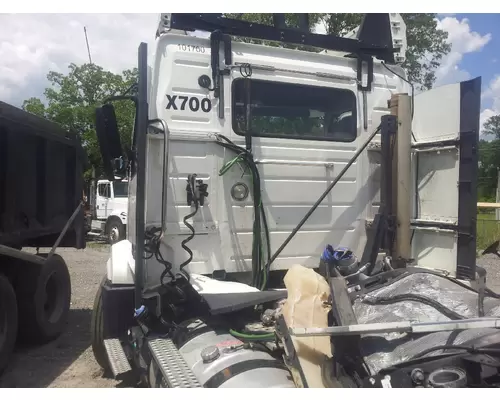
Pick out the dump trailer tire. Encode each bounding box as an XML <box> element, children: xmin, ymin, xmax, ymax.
<box><xmin>16</xmin><ymin>254</ymin><xmax>71</xmax><ymax>344</ymax></box>
<box><xmin>91</xmin><ymin>276</ymin><xmax>109</xmax><ymax>370</ymax></box>
<box><xmin>0</xmin><ymin>274</ymin><xmax>18</xmax><ymax>375</ymax></box>
<box><xmin>106</xmin><ymin>217</ymin><xmax>125</xmax><ymax>245</ymax></box>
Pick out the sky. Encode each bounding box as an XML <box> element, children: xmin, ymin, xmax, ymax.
<box><xmin>0</xmin><ymin>13</ymin><xmax>499</xmax><ymax>137</ymax></box>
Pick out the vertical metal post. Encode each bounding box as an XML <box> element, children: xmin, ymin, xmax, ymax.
<box><xmin>389</xmin><ymin>94</ymin><xmax>399</xmax><ymax>249</ymax></box>
<box><xmin>134</xmin><ymin>42</ymin><xmax>149</xmax><ymax>309</ymax></box>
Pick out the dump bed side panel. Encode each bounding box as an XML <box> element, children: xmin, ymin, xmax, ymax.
<box><xmin>0</xmin><ymin>101</ymin><xmax>86</xmax><ymax>249</ymax></box>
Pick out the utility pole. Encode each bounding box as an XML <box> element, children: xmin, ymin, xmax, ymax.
<box><xmin>84</xmin><ymin>26</ymin><xmax>93</xmax><ymax>64</ymax></box>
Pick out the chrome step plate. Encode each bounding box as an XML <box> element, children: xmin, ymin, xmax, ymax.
<box><xmin>103</xmin><ymin>338</ymin><xmax>132</xmax><ymax>379</ymax></box>
<box><xmin>148</xmin><ymin>338</ymin><xmax>202</xmax><ymax>388</ymax></box>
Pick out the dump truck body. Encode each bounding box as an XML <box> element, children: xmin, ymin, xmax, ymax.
<box><xmin>0</xmin><ymin>101</ymin><xmax>86</xmax><ymax>374</ymax></box>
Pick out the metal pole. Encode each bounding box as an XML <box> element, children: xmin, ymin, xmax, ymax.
<box><xmin>46</xmin><ymin>201</ymin><xmax>84</xmax><ymax>262</ymax></box>
<box><xmin>134</xmin><ymin>42</ymin><xmax>149</xmax><ymax>309</ymax></box>
<box><xmin>84</xmin><ymin>26</ymin><xmax>93</xmax><ymax>64</ymax></box>
<box><xmin>289</xmin><ymin>318</ymin><xmax>500</xmax><ymax>337</ymax></box>
<box><xmin>267</xmin><ymin>125</ymin><xmax>381</xmax><ymax>267</ymax></box>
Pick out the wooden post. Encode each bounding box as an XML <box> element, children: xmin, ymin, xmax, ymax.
<box><xmin>395</xmin><ymin>94</ymin><xmax>412</xmax><ymax>259</ymax></box>
<box><xmin>389</xmin><ymin>95</ymin><xmax>399</xmax><ymax>255</ymax></box>
<box><xmin>389</xmin><ymin>93</ymin><xmax>412</xmax><ymax>261</ymax></box>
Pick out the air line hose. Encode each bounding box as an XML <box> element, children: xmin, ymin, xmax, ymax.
<box><xmin>229</xmin><ymin>329</ymin><xmax>276</xmax><ymax>342</ymax></box>
<box><xmin>215</xmin><ymin>134</ymin><xmax>271</xmax><ymax>290</ymax></box>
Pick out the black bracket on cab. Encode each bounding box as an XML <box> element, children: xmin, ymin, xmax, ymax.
<box><xmin>186</xmin><ymin>175</ymin><xmax>209</xmax><ymax>207</ymax></box>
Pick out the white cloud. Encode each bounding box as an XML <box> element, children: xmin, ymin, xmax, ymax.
<box><xmin>480</xmin><ymin>75</ymin><xmax>500</xmax><ymax>136</ymax></box>
<box><xmin>434</xmin><ymin>17</ymin><xmax>491</xmax><ymax>87</ymax></box>
<box><xmin>0</xmin><ymin>13</ymin><xmax>159</xmax><ymax>106</ymax></box>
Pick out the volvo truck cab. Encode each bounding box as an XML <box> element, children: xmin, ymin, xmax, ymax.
<box><xmin>89</xmin><ymin>14</ymin><xmax>499</xmax><ymax>389</ymax></box>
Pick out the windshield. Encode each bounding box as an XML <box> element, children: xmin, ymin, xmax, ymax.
<box><xmin>113</xmin><ymin>181</ymin><xmax>129</xmax><ymax>198</ymax></box>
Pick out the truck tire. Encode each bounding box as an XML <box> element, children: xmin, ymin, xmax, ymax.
<box><xmin>0</xmin><ymin>274</ymin><xmax>18</xmax><ymax>374</ymax></box>
<box><xmin>106</xmin><ymin>217</ymin><xmax>125</xmax><ymax>245</ymax></box>
<box><xmin>91</xmin><ymin>276</ymin><xmax>109</xmax><ymax>370</ymax></box>
<box><xmin>16</xmin><ymin>254</ymin><xmax>71</xmax><ymax>344</ymax></box>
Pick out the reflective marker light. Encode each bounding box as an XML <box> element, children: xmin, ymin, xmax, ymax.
<box><xmin>231</xmin><ymin>182</ymin><xmax>249</xmax><ymax>201</ymax></box>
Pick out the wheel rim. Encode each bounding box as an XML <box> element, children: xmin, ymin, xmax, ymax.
<box><xmin>109</xmin><ymin>226</ymin><xmax>120</xmax><ymax>243</ymax></box>
<box><xmin>43</xmin><ymin>270</ymin><xmax>66</xmax><ymax>324</ymax></box>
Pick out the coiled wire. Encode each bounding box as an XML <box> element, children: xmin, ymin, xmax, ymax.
<box><xmin>178</xmin><ymin>174</ymin><xmax>199</xmax><ymax>282</ymax></box>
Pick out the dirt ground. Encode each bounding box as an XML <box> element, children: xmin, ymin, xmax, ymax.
<box><xmin>1</xmin><ymin>244</ymin><xmax>500</xmax><ymax>388</ymax></box>
<box><xmin>0</xmin><ymin>244</ymin><xmax>117</xmax><ymax>388</ymax></box>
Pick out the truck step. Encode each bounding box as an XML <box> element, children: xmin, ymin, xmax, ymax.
<box><xmin>103</xmin><ymin>338</ymin><xmax>132</xmax><ymax>380</ymax></box>
<box><xmin>148</xmin><ymin>338</ymin><xmax>202</xmax><ymax>388</ymax></box>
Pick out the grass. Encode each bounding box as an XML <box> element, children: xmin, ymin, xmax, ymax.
<box><xmin>477</xmin><ymin>211</ymin><xmax>500</xmax><ymax>251</ymax></box>
<box><xmin>86</xmin><ymin>240</ymin><xmax>109</xmax><ymax>249</ymax></box>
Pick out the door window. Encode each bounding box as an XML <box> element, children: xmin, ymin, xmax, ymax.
<box><xmin>98</xmin><ymin>183</ymin><xmax>110</xmax><ymax>198</ymax></box>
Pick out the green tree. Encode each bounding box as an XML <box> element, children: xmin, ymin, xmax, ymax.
<box><xmin>226</xmin><ymin>13</ymin><xmax>451</xmax><ymax>90</ymax></box>
<box><xmin>23</xmin><ymin>63</ymin><xmax>137</xmax><ymax>179</ymax></box>
<box><xmin>483</xmin><ymin>115</ymin><xmax>500</xmax><ymax>139</ymax></box>
<box><xmin>478</xmin><ymin>114</ymin><xmax>500</xmax><ymax>201</ymax></box>
<box><xmin>478</xmin><ymin>139</ymin><xmax>500</xmax><ymax>202</ymax></box>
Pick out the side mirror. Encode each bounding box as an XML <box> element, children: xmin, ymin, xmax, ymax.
<box><xmin>95</xmin><ymin>103</ymin><xmax>124</xmax><ymax>181</ymax></box>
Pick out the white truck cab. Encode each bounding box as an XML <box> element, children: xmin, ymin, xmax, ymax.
<box><xmin>90</xmin><ymin>14</ymin><xmax>490</xmax><ymax>390</ymax></box>
<box><xmin>91</xmin><ymin>179</ymin><xmax>128</xmax><ymax>243</ymax></box>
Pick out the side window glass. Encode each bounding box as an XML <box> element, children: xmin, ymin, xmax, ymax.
<box><xmin>98</xmin><ymin>184</ymin><xmax>110</xmax><ymax>198</ymax></box>
<box><xmin>232</xmin><ymin>79</ymin><xmax>357</xmax><ymax>142</ymax></box>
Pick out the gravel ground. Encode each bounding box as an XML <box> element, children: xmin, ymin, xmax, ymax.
<box><xmin>0</xmin><ymin>244</ymin><xmax>118</xmax><ymax>388</ymax></box>
<box><xmin>477</xmin><ymin>253</ymin><xmax>500</xmax><ymax>293</ymax></box>
<box><xmin>1</xmin><ymin>244</ymin><xmax>500</xmax><ymax>388</ymax></box>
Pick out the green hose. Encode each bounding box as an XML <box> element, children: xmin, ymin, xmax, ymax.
<box><xmin>218</xmin><ymin>153</ymin><xmax>271</xmax><ymax>290</ymax></box>
<box><xmin>229</xmin><ymin>329</ymin><xmax>275</xmax><ymax>341</ymax></box>
<box><xmin>219</xmin><ymin>153</ymin><xmax>245</xmax><ymax>175</ymax></box>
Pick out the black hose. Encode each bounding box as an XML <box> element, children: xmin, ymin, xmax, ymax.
<box><xmin>362</xmin><ymin>267</ymin><xmax>500</xmax><ymax>302</ymax></box>
<box><xmin>260</xmin><ymin>200</ymin><xmax>271</xmax><ymax>287</ymax></box>
<box><xmin>408</xmin><ymin>268</ymin><xmax>500</xmax><ymax>300</ymax></box>
<box><xmin>409</xmin><ymin>345</ymin><xmax>500</xmax><ymax>361</ymax></box>
<box><xmin>144</xmin><ymin>226</ymin><xmax>176</xmax><ymax>286</ymax></box>
<box><xmin>362</xmin><ymin>293</ymin><xmax>466</xmax><ymax>321</ymax></box>
<box><xmin>215</xmin><ymin>134</ymin><xmax>271</xmax><ymax>289</ymax></box>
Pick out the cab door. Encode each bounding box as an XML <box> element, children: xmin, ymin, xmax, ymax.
<box><xmin>222</xmin><ymin>73</ymin><xmax>365</xmax><ymax>273</ymax></box>
<box><xmin>96</xmin><ymin>182</ymin><xmax>110</xmax><ymax>220</ymax></box>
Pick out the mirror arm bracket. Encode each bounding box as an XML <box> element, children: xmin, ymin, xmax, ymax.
<box><xmin>104</xmin><ymin>95</ymin><xmax>138</xmax><ymax>106</ymax></box>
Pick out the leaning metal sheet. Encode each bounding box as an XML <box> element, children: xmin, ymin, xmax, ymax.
<box><xmin>353</xmin><ymin>272</ymin><xmax>500</xmax><ymax>374</ymax></box>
